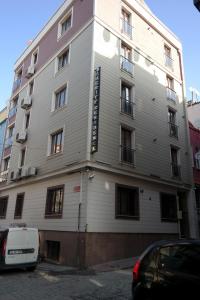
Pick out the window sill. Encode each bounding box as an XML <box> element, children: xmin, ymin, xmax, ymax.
<box><xmin>47</xmin><ymin>151</ymin><xmax>63</xmax><ymax>160</ymax></box>
<box><xmin>161</xmin><ymin>219</ymin><xmax>178</xmax><ymax>223</ymax></box>
<box><xmin>51</xmin><ymin>105</ymin><xmax>67</xmax><ymax>115</ymax></box>
<box><xmin>45</xmin><ymin>214</ymin><xmax>62</xmax><ymax>219</ymax></box>
<box><xmin>55</xmin><ymin>64</ymin><xmax>69</xmax><ymax>78</ymax></box>
<box><xmin>116</xmin><ymin>215</ymin><xmax>139</xmax><ymax>220</ymax></box>
<box><xmin>57</xmin><ymin>27</ymin><xmax>72</xmax><ymax>42</ymax></box>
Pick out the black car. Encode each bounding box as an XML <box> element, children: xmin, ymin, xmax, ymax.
<box><xmin>132</xmin><ymin>239</ymin><xmax>200</xmax><ymax>300</ymax></box>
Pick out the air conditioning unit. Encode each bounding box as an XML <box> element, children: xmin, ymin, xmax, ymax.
<box><xmin>27</xmin><ymin>167</ymin><xmax>37</xmax><ymax>176</ymax></box>
<box><xmin>21</xmin><ymin>96</ymin><xmax>32</xmax><ymax>109</ymax></box>
<box><xmin>25</xmin><ymin>64</ymin><xmax>35</xmax><ymax>78</ymax></box>
<box><xmin>21</xmin><ymin>167</ymin><xmax>28</xmax><ymax>178</ymax></box>
<box><xmin>16</xmin><ymin>131</ymin><xmax>27</xmax><ymax>143</ymax></box>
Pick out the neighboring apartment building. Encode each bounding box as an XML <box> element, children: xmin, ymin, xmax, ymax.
<box><xmin>0</xmin><ymin>0</ymin><xmax>196</xmax><ymax>267</ymax></box>
<box><xmin>0</xmin><ymin>107</ymin><xmax>8</xmax><ymax>177</ymax></box>
<box><xmin>189</xmin><ymin>121</ymin><xmax>200</xmax><ymax>237</ymax></box>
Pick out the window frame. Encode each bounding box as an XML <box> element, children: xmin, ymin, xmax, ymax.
<box><xmin>31</xmin><ymin>47</ymin><xmax>39</xmax><ymax>66</ymax></box>
<box><xmin>0</xmin><ymin>196</ymin><xmax>8</xmax><ymax>219</ymax></box>
<box><xmin>57</xmin><ymin>47</ymin><xmax>70</xmax><ymax>72</ymax></box>
<box><xmin>49</xmin><ymin>129</ymin><xmax>64</xmax><ymax>156</ymax></box>
<box><xmin>115</xmin><ymin>184</ymin><xmax>139</xmax><ymax>220</ymax></box>
<box><xmin>45</xmin><ymin>185</ymin><xmax>64</xmax><ymax>218</ymax></box>
<box><xmin>14</xmin><ymin>193</ymin><xmax>24</xmax><ymax>219</ymax></box>
<box><xmin>57</xmin><ymin>8</ymin><xmax>73</xmax><ymax>40</ymax></box>
<box><xmin>53</xmin><ymin>85</ymin><xmax>68</xmax><ymax>111</ymax></box>
<box><xmin>19</xmin><ymin>148</ymin><xmax>26</xmax><ymax>168</ymax></box>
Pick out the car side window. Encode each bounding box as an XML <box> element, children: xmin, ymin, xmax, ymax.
<box><xmin>141</xmin><ymin>248</ymin><xmax>157</xmax><ymax>273</ymax></box>
<box><xmin>159</xmin><ymin>245</ymin><xmax>200</xmax><ymax>277</ymax></box>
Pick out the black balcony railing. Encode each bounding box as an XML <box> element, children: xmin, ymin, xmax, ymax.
<box><xmin>120</xmin><ymin>146</ymin><xmax>135</xmax><ymax>164</ymax></box>
<box><xmin>166</xmin><ymin>87</ymin><xmax>176</xmax><ymax>102</ymax></box>
<box><xmin>165</xmin><ymin>54</ymin><xmax>173</xmax><ymax>68</ymax></box>
<box><xmin>121</xmin><ymin>97</ymin><xmax>134</xmax><ymax>116</ymax></box>
<box><xmin>171</xmin><ymin>163</ymin><xmax>181</xmax><ymax>178</ymax></box>
<box><xmin>120</xmin><ymin>56</ymin><xmax>134</xmax><ymax>75</ymax></box>
<box><xmin>121</xmin><ymin>18</ymin><xmax>133</xmax><ymax>38</ymax></box>
<box><xmin>169</xmin><ymin>122</ymin><xmax>178</xmax><ymax>138</ymax></box>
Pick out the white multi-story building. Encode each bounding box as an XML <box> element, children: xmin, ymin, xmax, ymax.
<box><xmin>0</xmin><ymin>0</ymin><xmax>197</xmax><ymax>267</ymax></box>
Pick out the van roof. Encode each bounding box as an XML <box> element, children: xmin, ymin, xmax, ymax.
<box><xmin>0</xmin><ymin>227</ymin><xmax>38</xmax><ymax>232</ymax></box>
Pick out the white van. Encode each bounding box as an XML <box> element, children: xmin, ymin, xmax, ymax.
<box><xmin>0</xmin><ymin>227</ymin><xmax>39</xmax><ymax>271</ymax></box>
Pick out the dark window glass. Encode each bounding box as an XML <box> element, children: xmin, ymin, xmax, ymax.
<box><xmin>159</xmin><ymin>245</ymin><xmax>200</xmax><ymax>276</ymax></box>
<box><xmin>58</xmin><ymin>50</ymin><xmax>69</xmax><ymax>70</ymax></box>
<box><xmin>14</xmin><ymin>193</ymin><xmax>24</xmax><ymax>219</ymax></box>
<box><xmin>45</xmin><ymin>186</ymin><xmax>64</xmax><ymax>217</ymax></box>
<box><xmin>29</xmin><ymin>81</ymin><xmax>34</xmax><ymax>95</ymax></box>
<box><xmin>55</xmin><ymin>87</ymin><xmax>66</xmax><ymax>110</ymax></box>
<box><xmin>20</xmin><ymin>149</ymin><xmax>26</xmax><ymax>167</ymax></box>
<box><xmin>25</xmin><ymin>113</ymin><xmax>30</xmax><ymax>129</ymax></box>
<box><xmin>0</xmin><ymin>197</ymin><xmax>8</xmax><ymax>218</ymax></box>
<box><xmin>160</xmin><ymin>193</ymin><xmax>177</xmax><ymax>222</ymax></box>
<box><xmin>51</xmin><ymin>130</ymin><xmax>63</xmax><ymax>155</ymax></box>
<box><xmin>3</xmin><ymin>157</ymin><xmax>10</xmax><ymax>171</ymax></box>
<box><xmin>61</xmin><ymin>15</ymin><xmax>71</xmax><ymax>35</ymax></box>
<box><xmin>47</xmin><ymin>240</ymin><xmax>60</xmax><ymax>261</ymax></box>
<box><xmin>116</xmin><ymin>185</ymin><xmax>139</xmax><ymax>219</ymax></box>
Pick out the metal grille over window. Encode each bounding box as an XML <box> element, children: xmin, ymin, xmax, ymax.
<box><xmin>45</xmin><ymin>186</ymin><xmax>64</xmax><ymax>217</ymax></box>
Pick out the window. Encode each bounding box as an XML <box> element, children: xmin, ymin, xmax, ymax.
<box><xmin>121</xmin><ymin>127</ymin><xmax>134</xmax><ymax>164</ymax></box>
<box><xmin>33</xmin><ymin>52</ymin><xmax>38</xmax><ymax>65</ymax></box>
<box><xmin>58</xmin><ymin>49</ymin><xmax>69</xmax><ymax>71</ymax></box>
<box><xmin>8</xmin><ymin>126</ymin><xmax>14</xmax><ymax>138</ymax></box>
<box><xmin>166</xmin><ymin>76</ymin><xmax>176</xmax><ymax>102</ymax></box>
<box><xmin>121</xmin><ymin>44</ymin><xmax>133</xmax><ymax>74</ymax></box>
<box><xmin>20</xmin><ymin>148</ymin><xmax>26</xmax><ymax>167</ymax></box>
<box><xmin>45</xmin><ymin>186</ymin><xmax>64</xmax><ymax>217</ymax></box>
<box><xmin>121</xmin><ymin>9</ymin><xmax>132</xmax><ymax>37</ymax></box>
<box><xmin>170</xmin><ymin>146</ymin><xmax>181</xmax><ymax>177</ymax></box>
<box><xmin>168</xmin><ymin>108</ymin><xmax>178</xmax><ymax>138</ymax></box>
<box><xmin>60</xmin><ymin>14</ymin><xmax>72</xmax><ymax>36</ymax></box>
<box><xmin>159</xmin><ymin>245</ymin><xmax>200</xmax><ymax>276</ymax></box>
<box><xmin>3</xmin><ymin>157</ymin><xmax>10</xmax><ymax>171</ymax></box>
<box><xmin>160</xmin><ymin>193</ymin><xmax>177</xmax><ymax>222</ymax></box>
<box><xmin>25</xmin><ymin>113</ymin><xmax>30</xmax><ymax>129</ymax></box>
<box><xmin>14</xmin><ymin>193</ymin><xmax>24</xmax><ymax>219</ymax></box>
<box><xmin>116</xmin><ymin>184</ymin><xmax>139</xmax><ymax>219</ymax></box>
<box><xmin>194</xmin><ymin>151</ymin><xmax>200</xmax><ymax>169</ymax></box>
<box><xmin>29</xmin><ymin>81</ymin><xmax>34</xmax><ymax>95</ymax></box>
<box><xmin>55</xmin><ymin>86</ymin><xmax>67</xmax><ymax>110</ymax></box>
<box><xmin>50</xmin><ymin>130</ymin><xmax>63</xmax><ymax>155</ymax></box>
<box><xmin>0</xmin><ymin>196</ymin><xmax>8</xmax><ymax>219</ymax></box>
<box><xmin>164</xmin><ymin>45</ymin><xmax>173</xmax><ymax>68</ymax></box>
<box><xmin>46</xmin><ymin>240</ymin><xmax>60</xmax><ymax>261</ymax></box>
<box><xmin>121</xmin><ymin>83</ymin><xmax>133</xmax><ymax>116</ymax></box>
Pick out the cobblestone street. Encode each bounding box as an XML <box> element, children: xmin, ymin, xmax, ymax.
<box><xmin>0</xmin><ymin>266</ymin><xmax>132</xmax><ymax>300</ymax></box>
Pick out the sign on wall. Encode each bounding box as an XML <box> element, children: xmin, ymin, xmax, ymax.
<box><xmin>91</xmin><ymin>67</ymin><xmax>101</xmax><ymax>153</ymax></box>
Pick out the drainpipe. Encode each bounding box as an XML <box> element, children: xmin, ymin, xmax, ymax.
<box><xmin>76</xmin><ymin>170</ymin><xmax>83</xmax><ymax>268</ymax></box>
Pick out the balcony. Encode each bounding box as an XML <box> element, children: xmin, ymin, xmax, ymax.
<box><xmin>120</xmin><ymin>145</ymin><xmax>135</xmax><ymax>164</ymax></box>
<box><xmin>171</xmin><ymin>163</ymin><xmax>181</xmax><ymax>178</ymax></box>
<box><xmin>12</xmin><ymin>78</ymin><xmax>21</xmax><ymax>93</ymax></box>
<box><xmin>120</xmin><ymin>56</ymin><xmax>134</xmax><ymax>75</ymax></box>
<box><xmin>121</xmin><ymin>18</ymin><xmax>133</xmax><ymax>38</ymax></box>
<box><xmin>165</xmin><ymin>55</ymin><xmax>173</xmax><ymax>68</ymax></box>
<box><xmin>166</xmin><ymin>87</ymin><xmax>176</xmax><ymax>102</ymax></box>
<box><xmin>4</xmin><ymin>136</ymin><xmax>13</xmax><ymax>149</ymax></box>
<box><xmin>8</xmin><ymin>106</ymin><xmax>17</xmax><ymax>119</ymax></box>
<box><xmin>121</xmin><ymin>97</ymin><xmax>134</xmax><ymax>117</ymax></box>
<box><xmin>169</xmin><ymin>122</ymin><xmax>178</xmax><ymax>138</ymax></box>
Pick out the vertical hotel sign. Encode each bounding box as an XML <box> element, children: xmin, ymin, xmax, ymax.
<box><xmin>91</xmin><ymin>67</ymin><xmax>101</xmax><ymax>153</ymax></box>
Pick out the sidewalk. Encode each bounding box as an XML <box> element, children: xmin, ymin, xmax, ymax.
<box><xmin>37</xmin><ymin>256</ymin><xmax>137</xmax><ymax>275</ymax></box>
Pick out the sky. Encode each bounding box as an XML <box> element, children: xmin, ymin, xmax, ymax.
<box><xmin>0</xmin><ymin>0</ymin><xmax>199</xmax><ymax>110</ymax></box>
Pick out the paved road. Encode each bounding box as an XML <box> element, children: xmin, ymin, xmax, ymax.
<box><xmin>0</xmin><ymin>268</ymin><xmax>132</xmax><ymax>300</ymax></box>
